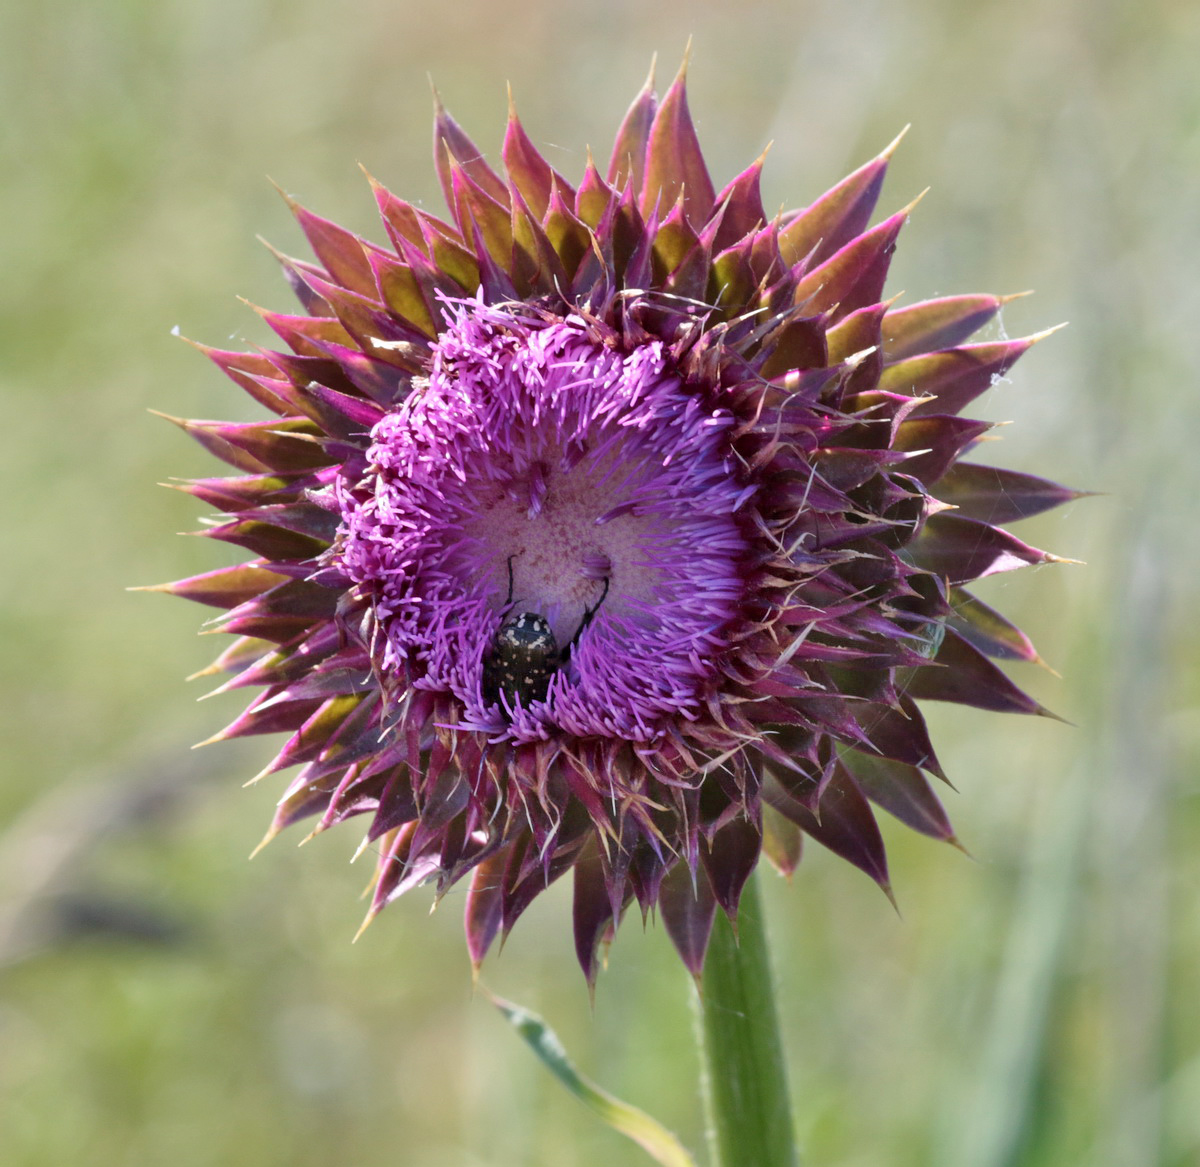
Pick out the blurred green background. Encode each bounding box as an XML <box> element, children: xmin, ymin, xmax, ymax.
<box><xmin>3</xmin><ymin>0</ymin><xmax>1198</xmax><ymax>1163</ymax></box>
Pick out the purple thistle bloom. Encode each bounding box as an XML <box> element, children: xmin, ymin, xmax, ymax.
<box><xmin>153</xmin><ymin>61</ymin><xmax>1082</xmax><ymax>985</ymax></box>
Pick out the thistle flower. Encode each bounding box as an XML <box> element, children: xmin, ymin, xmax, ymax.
<box><xmin>155</xmin><ymin>62</ymin><xmax>1079</xmax><ymax>985</ymax></box>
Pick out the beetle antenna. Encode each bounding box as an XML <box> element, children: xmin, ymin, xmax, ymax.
<box><xmin>564</xmin><ymin>575</ymin><xmax>611</xmax><ymax>658</ymax></box>
<box><xmin>504</xmin><ymin>554</ymin><xmax>516</xmax><ymax>608</ymax></box>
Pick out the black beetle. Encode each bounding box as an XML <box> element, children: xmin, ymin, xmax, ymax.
<box><xmin>484</xmin><ymin>556</ymin><xmax>609</xmax><ymax>710</ymax></box>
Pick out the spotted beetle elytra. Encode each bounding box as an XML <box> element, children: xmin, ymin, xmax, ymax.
<box><xmin>483</xmin><ymin>556</ymin><xmax>609</xmax><ymax>711</ymax></box>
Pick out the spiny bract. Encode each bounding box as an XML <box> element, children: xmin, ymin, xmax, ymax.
<box><xmin>154</xmin><ymin>61</ymin><xmax>1081</xmax><ymax>985</ymax></box>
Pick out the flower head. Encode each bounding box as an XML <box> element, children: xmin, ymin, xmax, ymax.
<box><xmin>157</xmin><ymin>61</ymin><xmax>1080</xmax><ymax>984</ymax></box>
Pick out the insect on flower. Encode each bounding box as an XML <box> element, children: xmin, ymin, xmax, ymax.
<box><xmin>484</xmin><ymin>555</ymin><xmax>611</xmax><ymax>713</ymax></box>
<box><xmin>150</xmin><ymin>57</ymin><xmax>1082</xmax><ymax>985</ymax></box>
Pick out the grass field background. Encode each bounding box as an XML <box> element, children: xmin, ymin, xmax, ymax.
<box><xmin>3</xmin><ymin>1</ymin><xmax>1198</xmax><ymax>1164</ymax></box>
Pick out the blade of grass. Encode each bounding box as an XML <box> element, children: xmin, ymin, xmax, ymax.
<box><xmin>933</xmin><ymin>758</ymin><xmax>1090</xmax><ymax>1167</ymax></box>
<box><xmin>487</xmin><ymin>990</ymin><xmax>699</xmax><ymax>1167</ymax></box>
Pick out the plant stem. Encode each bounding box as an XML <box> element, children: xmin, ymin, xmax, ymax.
<box><xmin>697</xmin><ymin>870</ymin><xmax>797</xmax><ymax>1167</ymax></box>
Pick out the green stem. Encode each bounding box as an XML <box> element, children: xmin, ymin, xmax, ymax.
<box><xmin>697</xmin><ymin>870</ymin><xmax>797</xmax><ymax>1167</ymax></box>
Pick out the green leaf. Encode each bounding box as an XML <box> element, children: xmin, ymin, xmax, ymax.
<box><xmin>487</xmin><ymin>992</ymin><xmax>698</xmax><ymax>1167</ymax></box>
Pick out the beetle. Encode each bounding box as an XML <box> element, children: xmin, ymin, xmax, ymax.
<box><xmin>484</xmin><ymin>556</ymin><xmax>609</xmax><ymax>711</ymax></box>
